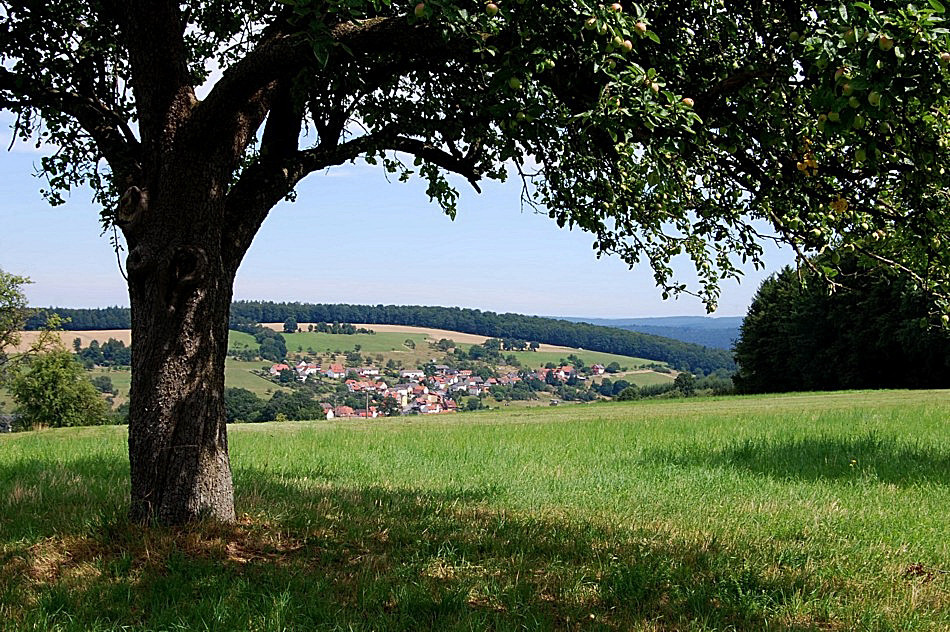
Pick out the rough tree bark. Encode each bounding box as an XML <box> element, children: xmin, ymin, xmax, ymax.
<box><xmin>123</xmin><ymin>160</ymin><xmax>239</xmax><ymax>524</ymax></box>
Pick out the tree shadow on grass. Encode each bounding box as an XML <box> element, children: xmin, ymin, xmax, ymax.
<box><xmin>649</xmin><ymin>432</ymin><xmax>950</xmax><ymax>487</ymax></box>
<box><xmin>2</xmin><ymin>457</ymin><xmax>840</xmax><ymax>631</ymax></box>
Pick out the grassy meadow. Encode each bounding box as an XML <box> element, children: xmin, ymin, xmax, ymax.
<box><xmin>230</xmin><ymin>329</ymin><xmax>431</xmax><ymax>356</ymax></box>
<box><xmin>1</xmin><ymin>391</ymin><xmax>948</xmax><ymax>630</ymax></box>
<box><xmin>81</xmin><ymin>359</ymin><xmax>286</xmax><ymax>406</ymax></box>
<box><xmin>611</xmin><ymin>370</ymin><xmax>676</xmax><ymax>387</ymax></box>
<box><xmin>283</xmin><ymin>331</ymin><xmax>430</xmax><ymax>354</ymax></box>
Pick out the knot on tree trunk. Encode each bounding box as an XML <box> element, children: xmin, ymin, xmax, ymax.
<box><xmin>116</xmin><ymin>186</ymin><xmax>149</xmax><ymax>237</ymax></box>
<box><xmin>165</xmin><ymin>245</ymin><xmax>210</xmax><ymax>312</ymax></box>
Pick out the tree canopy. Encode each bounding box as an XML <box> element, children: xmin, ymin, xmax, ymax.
<box><xmin>1</xmin><ymin>1</ymin><xmax>948</xmax><ymax>307</ymax></box>
<box><xmin>9</xmin><ymin>350</ymin><xmax>110</xmax><ymax>429</ymax></box>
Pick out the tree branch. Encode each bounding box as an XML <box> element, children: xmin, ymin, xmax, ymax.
<box><xmin>120</xmin><ymin>1</ymin><xmax>195</xmax><ymax>153</ymax></box>
<box><xmin>194</xmin><ymin>14</ymin><xmax>451</xmax><ymax>142</ymax></box>
<box><xmin>222</xmin><ymin>118</ymin><xmax>486</xmax><ymax>263</ymax></box>
<box><xmin>387</xmin><ymin>137</ymin><xmax>483</xmax><ymax>193</ymax></box>
<box><xmin>0</xmin><ymin>67</ymin><xmax>141</xmax><ymax>187</ymax></box>
<box><xmin>259</xmin><ymin>80</ymin><xmax>304</xmax><ymax>160</ymax></box>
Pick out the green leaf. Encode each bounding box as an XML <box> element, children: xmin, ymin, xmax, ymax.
<box><xmin>929</xmin><ymin>0</ymin><xmax>946</xmax><ymax>13</ymax></box>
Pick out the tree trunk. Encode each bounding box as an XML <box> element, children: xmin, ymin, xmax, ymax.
<box><xmin>125</xmin><ymin>178</ymin><xmax>238</xmax><ymax>525</ymax></box>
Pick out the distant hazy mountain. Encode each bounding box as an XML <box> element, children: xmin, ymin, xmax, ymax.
<box><xmin>556</xmin><ymin>316</ymin><xmax>743</xmax><ymax>350</ymax></box>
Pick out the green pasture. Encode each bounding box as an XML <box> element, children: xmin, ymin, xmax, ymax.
<box><xmin>224</xmin><ymin>359</ymin><xmax>288</xmax><ymax>397</ymax></box>
<box><xmin>617</xmin><ymin>370</ymin><xmax>676</xmax><ymax>387</ymax></box>
<box><xmin>1</xmin><ymin>390</ymin><xmax>948</xmax><ymax>630</ymax></box>
<box><xmin>87</xmin><ymin>368</ymin><xmax>133</xmax><ymax>406</ymax></box>
<box><xmin>81</xmin><ymin>359</ymin><xmax>284</xmax><ymax>403</ymax></box>
<box><xmin>281</xmin><ymin>331</ymin><xmax>429</xmax><ymax>354</ymax></box>
<box><xmin>227</xmin><ymin>329</ymin><xmax>258</xmax><ymax>351</ymax></box>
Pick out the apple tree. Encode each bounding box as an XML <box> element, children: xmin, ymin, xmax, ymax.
<box><xmin>1</xmin><ymin>0</ymin><xmax>949</xmax><ymax>524</ymax></box>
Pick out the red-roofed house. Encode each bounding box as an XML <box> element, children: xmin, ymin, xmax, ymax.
<box><xmin>325</xmin><ymin>364</ymin><xmax>346</xmax><ymax>379</ymax></box>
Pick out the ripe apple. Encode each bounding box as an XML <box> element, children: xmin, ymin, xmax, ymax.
<box><xmin>414</xmin><ymin>2</ymin><xmax>426</xmax><ymax>17</ymax></box>
<box><xmin>613</xmin><ymin>35</ymin><xmax>624</xmax><ymax>48</ymax></box>
<box><xmin>610</xmin><ymin>3</ymin><xmax>622</xmax><ymax>11</ymax></box>
<box><xmin>834</xmin><ymin>67</ymin><xmax>848</xmax><ymax>81</ymax></box>
<box><xmin>867</xmin><ymin>91</ymin><xmax>882</xmax><ymax>107</ymax></box>
<box><xmin>878</xmin><ymin>35</ymin><xmax>894</xmax><ymax>51</ymax></box>
<box><xmin>622</xmin><ymin>39</ymin><xmax>633</xmax><ymax>53</ymax></box>
<box><xmin>635</xmin><ymin>22</ymin><xmax>647</xmax><ymax>35</ymax></box>
<box><xmin>941</xmin><ymin>52</ymin><xmax>950</xmax><ymax>66</ymax></box>
<box><xmin>485</xmin><ymin>2</ymin><xmax>499</xmax><ymax>15</ymax></box>
<box><xmin>681</xmin><ymin>97</ymin><xmax>694</xmax><ymax>108</ymax></box>
<box><xmin>649</xmin><ymin>81</ymin><xmax>659</xmax><ymax>93</ymax></box>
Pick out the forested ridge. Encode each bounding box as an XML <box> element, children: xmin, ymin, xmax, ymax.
<box><xmin>26</xmin><ymin>302</ymin><xmax>734</xmax><ymax>373</ymax></box>
<box><xmin>560</xmin><ymin>316</ymin><xmax>741</xmax><ymax>350</ymax></box>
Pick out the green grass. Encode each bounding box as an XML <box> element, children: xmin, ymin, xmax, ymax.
<box><xmin>80</xmin><ymin>359</ymin><xmax>286</xmax><ymax>404</ymax></box>
<box><xmin>1</xmin><ymin>390</ymin><xmax>948</xmax><ymax>630</ymax></box>
<box><xmin>281</xmin><ymin>331</ymin><xmax>429</xmax><ymax>354</ymax></box>
<box><xmin>86</xmin><ymin>368</ymin><xmax>133</xmax><ymax>407</ymax></box>
<box><xmin>228</xmin><ymin>330</ymin><xmax>258</xmax><ymax>351</ymax></box>
<box><xmin>224</xmin><ymin>359</ymin><xmax>290</xmax><ymax>397</ymax></box>
<box><xmin>618</xmin><ymin>370</ymin><xmax>675</xmax><ymax>387</ymax></box>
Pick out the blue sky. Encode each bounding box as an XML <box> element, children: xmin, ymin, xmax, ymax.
<box><xmin>0</xmin><ymin>118</ymin><xmax>794</xmax><ymax>318</ymax></box>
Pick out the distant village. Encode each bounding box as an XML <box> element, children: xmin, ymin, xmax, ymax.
<box><xmin>267</xmin><ymin>360</ymin><xmax>607</xmax><ymax>419</ymax></box>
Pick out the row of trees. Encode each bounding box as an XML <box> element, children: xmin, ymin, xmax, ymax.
<box><xmin>24</xmin><ymin>306</ymin><xmax>130</xmax><ymax>331</ymax></box>
<box><xmin>29</xmin><ymin>302</ymin><xmax>736</xmax><ymax>373</ymax></box>
<box><xmin>734</xmin><ymin>256</ymin><xmax>950</xmax><ymax>393</ymax></box>
<box><xmin>74</xmin><ymin>338</ymin><xmax>131</xmax><ymax>368</ymax></box>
